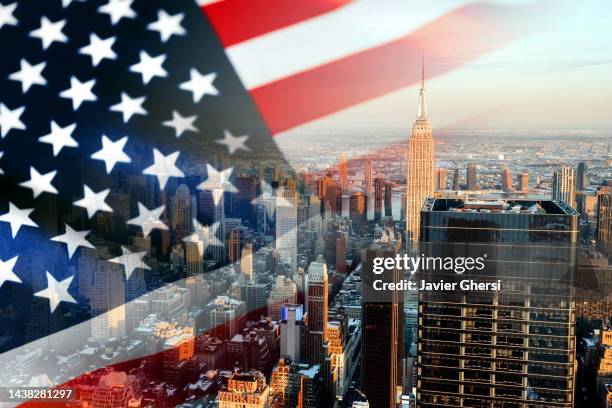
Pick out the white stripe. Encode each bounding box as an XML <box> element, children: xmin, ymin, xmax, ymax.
<box><xmin>196</xmin><ymin>0</ymin><xmax>222</xmax><ymax>6</ymax></box>
<box><xmin>226</xmin><ymin>0</ymin><xmax>469</xmax><ymax>90</ymax></box>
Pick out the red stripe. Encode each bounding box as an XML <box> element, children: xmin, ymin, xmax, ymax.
<box><xmin>202</xmin><ymin>0</ymin><xmax>352</xmax><ymax>47</ymax></box>
<box><xmin>250</xmin><ymin>3</ymin><xmax>538</xmax><ymax>135</ymax></box>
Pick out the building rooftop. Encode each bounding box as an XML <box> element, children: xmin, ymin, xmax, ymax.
<box><xmin>422</xmin><ymin>198</ymin><xmax>578</xmax><ymax>215</ymax></box>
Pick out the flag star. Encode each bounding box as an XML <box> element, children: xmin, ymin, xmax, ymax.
<box><xmin>110</xmin><ymin>92</ymin><xmax>147</xmax><ymax>123</ymax></box>
<box><xmin>51</xmin><ymin>224</ymin><xmax>94</xmax><ymax>258</ymax></box>
<box><xmin>0</xmin><ymin>202</ymin><xmax>38</xmax><ymax>238</ymax></box>
<box><xmin>216</xmin><ymin>130</ymin><xmax>250</xmax><ymax>154</ymax></box>
<box><xmin>30</xmin><ymin>16</ymin><xmax>67</xmax><ymax>50</ymax></box>
<box><xmin>147</xmin><ymin>10</ymin><xmax>186</xmax><ymax>42</ymax></box>
<box><xmin>91</xmin><ymin>135</ymin><xmax>131</xmax><ymax>173</ymax></box>
<box><xmin>0</xmin><ymin>2</ymin><xmax>18</xmax><ymax>29</ymax></box>
<box><xmin>98</xmin><ymin>0</ymin><xmax>136</xmax><ymax>25</ymax></box>
<box><xmin>59</xmin><ymin>76</ymin><xmax>97</xmax><ymax>110</ymax></box>
<box><xmin>108</xmin><ymin>246</ymin><xmax>150</xmax><ymax>280</ymax></box>
<box><xmin>34</xmin><ymin>272</ymin><xmax>76</xmax><ymax>313</ymax></box>
<box><xmin>184</xmin><ymin>219</ymin><xmax>223</xmax><ymax>249</ymax></box>
<box><xmin>179</xmin><ymin>69</ymin><xmax>218</xmax><ymax>103</ymax></box>
<box><xmin>127</xmin><ymin>203</ymin><xmax>168</xmax><ymax>237</ymax></box>
<box><xmin>0</xmin><ymin>256</ymin><xmax>20</xmax><ymax>287</ymax></box>
<box><xmin>19</xmin><ymin>167</ymin><xmax>58</xmax><ymax>198</ymax></box>
<box><xmin>80</xmin><ymin>33</ymin><xmax>117</xmax><ymax>66</ymax></box>
<box><xmin>142</xmin><ymin>148</ymin><xmax>185</xmax><ymax>190</ymax></box>
<box><xmin>130</xmin><ymin>51</ymin><xmax>167</xmax><ymax>85</ymax></box>
<box><xmin>162</xmin><ymin>111</ymin><xmax>198</xmax><ymax>138</ymax></box>
<box><xmin>73</xmin><ymin>185</ymin><xmax>113</xmax><ymax>218</ymax></box>
<box><xmin>38</xmin><ymin>121</ymin><xmax>78</xmax><ymax>156</ymax></box>
<box><xmin>197</xmin><ymin>164</ymin><xmax>238</xmax><ymax>205</ymax></box>
<box><xmin>0</xmin><ymin>103</ymin><xmax>25</xmax><ymax>138</ymax></box>
<box><xmin>9</xmin><ymin>59</ymin><xmax>47</xmax><ymax>93</ymax></box>
<box><xmin>62</xmin><ymin>0</ymin><xmax>86</xmax><ymax>8</ymax></box>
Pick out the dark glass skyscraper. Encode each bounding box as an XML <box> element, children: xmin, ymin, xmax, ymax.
<box><xmin>362</xmin><ymin>240</ymin><xmax>404</xmax><ymax>408</ymax></box>
<box><xmin>417</xmin><ymin>198</ymin><xmax>578</xmax><ymax>407</ymax></box>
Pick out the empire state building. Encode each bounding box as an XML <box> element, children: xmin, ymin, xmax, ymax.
<box><xmin>406</xmin><ymin>63</ymin><xmax>434</xmax><ymax>250</ymax></box>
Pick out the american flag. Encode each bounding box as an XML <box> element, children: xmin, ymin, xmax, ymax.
<box><xmin>0</xmin><ymin>0</ymin><xmax>546</xmax><ymax>404</ymax></box>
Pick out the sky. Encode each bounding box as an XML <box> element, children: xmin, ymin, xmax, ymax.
<box><xmin>276</xmin><ymin>0</ymin><xmax>612</xmax><ymax>139</ymax></box>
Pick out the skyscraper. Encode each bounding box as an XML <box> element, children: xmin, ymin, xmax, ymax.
<box><xmin>184</xmin><ymin>234</ymin><xmax>204</xmax><ymax>277</ymax></box>
<box><xmin>435</xmin><ymin>167</ymin><xmax>447</xmax><ymax>191</ymax></box>
<box><xmin>466</xmin><ymin>162</ymin><xmax>479</xmax><ymax>190</ymax></box>
<box><xmin>339</xmin><ymin>153</ymin><xmax>349</xmax><ymax>194</ymax></box>
<box><xmin>577</xmin><ymin>161</ymin><xmax>588</xmax><ymax>191</ymax></box>
<box><xmin>502</xmin><ymin>167</ymin><xmax>513</xmax><ymax>192</ymax></box>
<box><xmin>518</xmin><ymin>170</ymin><xmax>529</xmax><ymax>193</ymax></box>
<box><xmin>453</xmin><ymin>168</ymin><xmax>460</xmax><ymax>191</ymax></box>
<box><xmin>241</xmin><ymin>243</ymin><xmax>254</xmax><ymax>280</ymax></box>
<box><xmin>361</xmin><ymin>240</ymin><xmax>403</xmax><ymax>408</ymax></box>
<box><xmin>276</xmin><ymin>188</ymin><xmax>298</xmax><ymax>269</ymax></box>
<box><xmin>268</xmin><ymin>276</ymin><xmax>298</xmax><ymax>321</ymax></box>
<box><xmin>553</xmin><ymin>166</ymin><xmax>577</xmax><ymax>209</ymax></box>
<box><xmin>306</xmin><ymin>256</ymin><xmax>328</xmax><ymax>365</ymax></box>
<box><xmin>172</xmin><ymin>184</ymin><xmax>192</xmax><ymax>242</ymax></box>
<box><xmin>280</xmin><ymin>304</ymin><xmax>305</xmax><ymax>363</ymax></box>
<box><xmin>597</xmin><ymin>187</ymin><xmax>612</xmax><ymax>258</ymax></box>
<box><xmin>406</xmin><ymin>61</ymin><xmax>434</xmax><ymax>249</ymax></box>
<box><xmin>374</xmin><ymin>177</ymin><xmax>383</xmax><ymax>220</ymax></box>
<box><xmin>364</xmin><ymin>159</ymin><xmax>372</xmax><ymax>197</ymax></box>
<box><xmin>417</xmin><ymin>198</ymin><xmax>578</xmax><ymax>407</ymax></box>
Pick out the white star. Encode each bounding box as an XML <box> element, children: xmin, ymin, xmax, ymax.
<box><xmin>98</xmin><ymin>0</ymin><xmax>136</xmax><ymax>25</ymax></box>
<box><xmin>0</xmin><ymin>256</ymin><xmax>20</xmax><ymax>287</ymax></box>
<box><xmin>184</xmin><ymin>219</ymin><xmax>223</xmax><ymax>249</ymax></box>
<box><xmin>162</xmin><ymin>111</ymin><xmax>198</xmax><ymax>138</ymax></box>
<box><xmin>90</xmin><ymin>135</ymin><xmax>131</xmax><ymax>173</ymax></box>
<box><xmin>108</xmin><ymin>246</ymin><xmax>150</xmax><ymax>280</ymax></box>
<box><xmin>0</xmin><ymin>3</ymin><xmax>18</xmax><ymax>29</ymax></box>
<box><xmin>147</xmin><ymin>10</ymin><xmax>186</xmax><ymax>42</ymax></box>
<box><xmin>197</xmin><ymin>164</ymin><xmax>238</xmax><ymax>205</ymax></box>
<box><xmin>142</xmin><ymin>148</ymin><xmax>184</xmax><ymax>190</ymax></box>
<box><xmin>9</xmin><ymin>59</ymin><xmax>47</xmax><ymax>93</ymax></box>
<box><xmin>62</xmin><ymin>0</ymin><xmax>86</xmax><ymax>8</ymax></box>
<box><xmin>51</xmin><ymin>224</ymin><xmax>94</xmax><ymax>258</ymax></box>
<box><xmin>34</xmin><ymin>271</ymin><xmax>77</xmax><ymax>313</ymax></box>
<box><xmin>179</xmin><ymin>69</ymin><xmax>218</xmax><ymax>103</ymax></box>
<box><xmin>127</xmin><ymin>202</ymin><xmax>168</xmax><ymax>237</ymax></box>
<box><xmin>30</xmin><ymin>16</ymin><xmax>67</xmax><ymax>50</ymax></box>
<box><xmin>110</xmin><ymin>92</ymin><xmax>146</xmax><ymax>123</ymax></box>
<box><xmin>130</xmin><ymin>51</ymin><xmax>167</xmax><ymax>85</ymax></box>
<box><xmin>19</xmin><ymin>167</ymin><xmax>58</xmax><ymax>198</ymax></box>
<box><xmin>38</xmin><ymin>121</ymin><xmax>78</xmax><ymax>156</ymax></box>
<box><xmin>0</xmin><ymin>151</ymin><xmax>4</xmax><ymax>175</ymax></box>
<box><xmin>0</xmin><ymin>103</ymin><xmax>25</xmax><ymax>138</ymax></box>
<box><xmin>0</xmin><ymin>202</ymin><xmax>38</xmax><ymax>238</ymax></box>
<box><xmin>216</xmin><ymin>130</ymin><xmax>250</xmax><ymax>154</ymax></box>
<box><xmin>80</xmin><ymin>33</ymin><xmax>117</xmax><ymax>66</ymax></box>
<box><xmin>59</xmin><ymin>76</ymin><xmax>97</xmax><ymax>110</ymax></box>
<box><xmin>73</xmin><ymin>185</ymin><xmax>113</xmax><ymax>218</ymax></box>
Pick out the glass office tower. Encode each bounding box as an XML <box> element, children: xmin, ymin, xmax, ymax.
<box><xmin>417</xmin><ymin>199</ymin><xmax>578</xmax><ymax>407</ymax></box>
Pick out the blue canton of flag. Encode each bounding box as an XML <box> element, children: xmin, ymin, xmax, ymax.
<box><xmin>0</xmin><ymin>0</ymin><xmax>283</xmax><ymax>353</ymax></box>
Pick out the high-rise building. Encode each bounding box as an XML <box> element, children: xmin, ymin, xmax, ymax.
<box><xmin>184</xmin><ymin>234</ymin><xmax>204</xmax><ymax>277</ymax></box>
<box><xmin>466</xmin><ymin>163</ymin><xmax>479</xmax><ymax>190</ymax></box>
<box><xmin>435</xmin><ymin>168</ymin><xmax>447</xmax><ymax>191</ymax></box>
<box><xmin>364</xmin><ymin>159</ymin><xmax>372</xmax><ymax>197</ymax></box>
<box><xmin>597</xmin><ymin>187</ymin><xmax>612</xmax><ymax>258</ymax></box>
<box><xmin>453</xmin><ymin>168</ymin><xmax>460</xmax><ymax>191</ymax></box>
<box><xmin>276</xmin><ymin>188</ymin><xmax>298</xmax><ymax>270</ymax></box>
<box><xmin>268</xmin><ymin>276</ymin><xmax>298</xmax><ymax>321</ymax></box>
<box><xmin>361</xmin><ymin>240</ymin><xmax>404</xmax><ymax>408</ymax></box>
<box><xmin>219</xmin><ymin>371</ymin><xmax>270</xmax><ymax>408</ymax></box>
<box><xmin>306</xmin><ymin>256</ymin><xmax>328</xmax><ymax>365</ymax></box>
<box><xmin>553</xmin><ymin>166</ymin><xmax>577</xmax><ymax>209</ymax></box>
<box><xmin>90</xmin><ymin>256</ymin><xmax>126</xmax><ymax>341</ymax></box>
<box><xmin>280</xmin><ymin>304</ymin><xmax>305</xmax><ymax>363</ymax></box>
<box><xmin>374</xmin><ymin>178</ymin><xmax>383</xmax><ymax>220</ymax></box>
<box><xmin>241</xmin><ymin>243</ymin><xmax>254</xmax><ymax>280</ymax></box>
<box><xmin>518</xmin><ymin>170</ymin><xmax>529</xmax><ymax>193</ymax></box>
<box><xmin>339</xmin><ymin>153</ymin><xmax>349</xmax><ymax>194</ymax></box>
<box><xmin>406</xmin><ymin>62</ymin><xmax>434</xmax><ymax>248</ymax></box>
<box><xmin>384</xmin><ymin>181</ymin><xmax>393</xmax><ymax>217</ymax></box>
<box><xmin>502</xmin><ymin>167</ymin><xmax>513</xmax><ymax>192</ymax></box>
<box><xmin>270</xmin><ymin>358</ymin><xmax>301</xmax><ymax>408</ymax></box>
<box><xmin>417</xmin><ymin>198</ymin><xmax>578</xmax><ymax>407</ymax></box>
<box><xmin>577</xmin><ymin>161</ymin><xmax>588</xmax><ymax>191</ymax></box>
<box><xmin>172</xmin><ymin>184</ymin><xmax>192</xmax><ymax>242</ymax></box>
<box><xmin>229</xmin><ymin>226</ymin><xmax>249</xmax><ymax>263</ymax></box>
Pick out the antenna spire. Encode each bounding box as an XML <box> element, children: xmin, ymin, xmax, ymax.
<box><xmin>417</xmin><ymin>53</ymin><xmax>428</xmax><ymax>119</ymax></box>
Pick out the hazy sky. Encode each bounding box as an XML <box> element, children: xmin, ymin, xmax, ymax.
<box><xmin>276</xmin><ymin>0</ymin><xmax>612</xmax><ymax>139</ymax></box>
